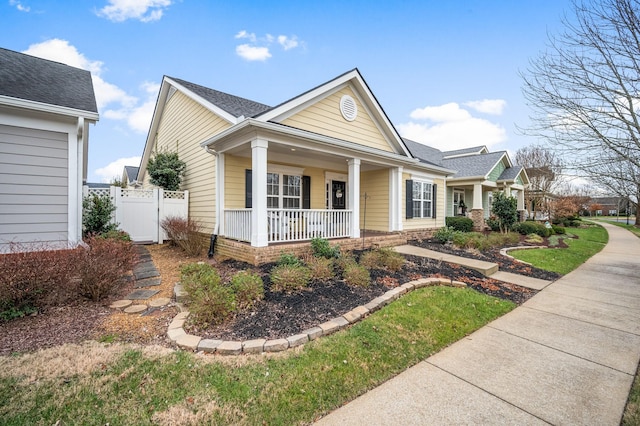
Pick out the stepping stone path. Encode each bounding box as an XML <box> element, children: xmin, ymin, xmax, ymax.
<box><xmin>109</xmin><ymin>246</ymin><xmax>171</xmax><ymax>316</ymax></box>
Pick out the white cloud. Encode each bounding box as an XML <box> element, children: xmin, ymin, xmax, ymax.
<box><xmin>97</xmin><ymin>0</ymin><xmax>172</xmax><ymax>23</ymax></box>
<box><xmin>278</xmin><ymin>35</ymin><xmax>299</xmax><ymax>50</ymax></box>
<box><xmin>464</xmin><ymin>99</ymin><xmax>506</xmax><ymax>115</ymax></box>
<box><xmin>236</xmin><ymin>44</ymin><xmax>272</xmax><ymax>61</ymax></box>
<box><xmin>22</xmin><ymin>39</ymin><xmax>155</xmax><ymax>134</ymax></box>
<box><xmin>234</xmin><ymin>31</ymin><xmax>303</xmax><ymax>61</ymax></box>
<box><xmin>94</xmin><ymin>156</ymin><xmax>141</xmax><ymax>183</ymax></box>
<box><xmin>398</xmin><ymin>101</ymin><xmax>507</xmax><ymax>151</ymax></box>
<box><xmin>9</xmin><ymin>0</ymin><xmax>30</xmax><ymax>12</ymax></box>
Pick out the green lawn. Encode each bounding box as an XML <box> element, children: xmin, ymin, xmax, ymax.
<box><xmin>0</xmin><ymin>286</ymin><xmax>514</xmax><ymax>426</ymax></box>
<box><xmin>509</xmin><ymin>225</ymin><xmax>608</xmax><ymax>275</ymax></box>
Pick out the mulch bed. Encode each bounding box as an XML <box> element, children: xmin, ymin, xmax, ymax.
<box><xmin>1</xmin><ymin>236</ymin><xmax>561</xmax><ymax>354</ymax></box>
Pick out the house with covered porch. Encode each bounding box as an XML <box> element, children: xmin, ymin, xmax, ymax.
<box><xmin>137</xmin><ymin>69</ymin><xmax>455</xmax><ymax>263</ymax></box>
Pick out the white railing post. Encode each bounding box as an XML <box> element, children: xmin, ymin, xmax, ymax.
<box><xmin>111</xmin><ymin>186</ymin><xmax>121</xmax><ymax>228</ymax></box>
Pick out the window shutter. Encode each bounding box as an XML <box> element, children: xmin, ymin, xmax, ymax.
<box><xmin>432</xmin><ymin>184</ymin><xmax>437</xmax><ymax>218</ymax></box>
<box><xmin>406</xmin><ymin>179</ymin><xmax>414</xmax><ymax>219</ymax></box>
<box><xmin>245</xmin><ymin>169</ymin><xmax>252</xmax><ymax>208</ymax></box>
<box><xmin>302</xmin><ymin>175</ymin><xmax>311</xmax><ymax>209</ymax></box>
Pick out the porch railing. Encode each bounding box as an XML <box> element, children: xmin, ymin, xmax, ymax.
<box><xmin>223</xmin><ymin>209</ymin><xmax>353</xmax><ymax>243</ymax></box>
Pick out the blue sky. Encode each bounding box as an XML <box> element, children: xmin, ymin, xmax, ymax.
<box><xmin>1</xmin><ymin>0</ymin><xmax>573</xmax><ymax>183</ymax></box>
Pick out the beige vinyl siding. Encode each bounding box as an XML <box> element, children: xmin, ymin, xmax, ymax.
<box><xmin>359</xmin><ymin>169</ymin><xmax>389</xmax><ymax>232</ymax></box>
<box><xmin>152</xmin><ymin>91</ymin><xmax>232</xmax><ymax>232</ymax></box>
<box><xmin>402</xmin><ymin>173</ymin><xmax>445</xmax><ymax>230</ymax></box>
<box><xmin>224</xmin><ymin>155</ymin><xmax>251</xmax><ymax>209</ymax></box>
<box><xmin>0</xmin><ymin>124</ymin><xmax>68</xmax><ymax>245</ymax></box>
<box><xmin>281</xmin><ymin>87</ymin><xmax>394</xmax><ymax>153</ymax></box>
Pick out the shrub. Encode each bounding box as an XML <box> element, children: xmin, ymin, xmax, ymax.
<box><xmin>147</xmin><ymin>151</ymin><xmax>186</xmax><ymax>191</ymax></box>
<box><xmin>360</xmin><ymin>247</ymin><xmax>405</xmax><ymax>271</ymax></box>
<box><xmin>525</xmin><ymin>233</ymin><xmax>544</xmax><ymax>244</ymax></box>
<box><xmin>0</xmin><ymin>243</ymin><xmax>80</xmax><ymax>319</ymax></box>
<box><xmin>277</xmin><ymin>252</ymin><xmax>302</xmax><ymax>266</ymax></box>
<box><xmin>82</xmin><ymin>194</ymin><xmax>117</xmax><ymax>237</ymax></box>
<box><xmin>342</xmin><ymin>259</ymin><xmax>371</xmax><ymax>287</ymax></box>
<box><xmin>75</xmin><ymin>237</ymin><xmax>136</xmax><ymax>302</ymax></box>
<box><xmin>445</xmin><ymin>216</ymin><xmax>474</xmax><ymax>232</ymax></box>
<box><xmin>486</xmin><ymin>215</ymin><xmax>501</xmax><ymax>232</ymax></box>
<box><xmin>98</xmin><ymin>230</ymin><xmax>132</xmax><ymax>241</ymax></box>
<box><xmin>433</xmin><ymin>226</ymin><xmax>462</xmax><ymax>244</ymax></box>
<box><xmin>310</xmin><ymin>238</ymin><xmax>340</xmax><ymax>259</ymax></box>
<box><xmin>305</xmin><ymin>255</ymin><xmax>335</xmax><ymax>281</ymax></box>
<box><xmin>514</xmin><ymin>221</ymin><xmax>550</xmax><ymax>238</ymax></box>
<box><xmin>552</xmin><ymin>225</ymin><xmax>566</xmax><ymax>234</ymax></box>
<box><xmin>161</xmin><ymin>216</ymin><xmax>206</xmax><ymax>256</ymax></box>
<box><xmin>450</xmin><ymin>231</ymin><xmax>520</xmax><ymax>251</ymax></box>
<box><xmin>270</xmin><ymin>264</ymin><xmax>311</xmax><ymax>293</ymax></box>
<box><xmin>491</xmin><ymin>192</ymin><xmax>518</xmax><ymax>233</ymax></box>
<box><xmin>230</xmin><ymin>271</ymin><xmax>264</xmax><ymax>310</ymax></box>
<box><xmin>180</xmin><ymin>264</ymin><xmax>235</xmax><ymax>326</ymax></box>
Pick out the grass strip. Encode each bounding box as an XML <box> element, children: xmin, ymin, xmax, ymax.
<box><xmin>509</xmin><ymin>225</ymin><xmax>608</xmax><ymax>275</ymax></box>
<box><xmin>0</xmin><ymin>286</ymin><xmax>514</xmax><ymax>425</ymax></box>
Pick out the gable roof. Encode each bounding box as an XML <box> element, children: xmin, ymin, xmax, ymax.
<box><xmin>0</xmin><ymin>47</ymin><xmax>98</xmax><ymax>116</ymax></box>
<box><xmin>497</xmin><ymin>165</ymin><xmax>523</xmax><ymax>181</ymax></box>
<box><xmin>402</xmin><ymin>138</ymin><xmax>444</xmax><ymax>167</ymax></box>
<box><xmin>442</xmin><ymin>151</ymin><xmax>508</xmax><ymax>179</ymax></box>
<box><xmin>168</xmin><ymin>77</ymin><xmax>271</xmax><ymax>119</ymax></box>
<box><xmin>124</xmin><ymin>166</ymin><xmax>139</xmax><ymax>182</ymax></box>
<box><xmin>442</xmin><ymin>145</ymin><xmax>488</xmax><ymax>158</ymax></box>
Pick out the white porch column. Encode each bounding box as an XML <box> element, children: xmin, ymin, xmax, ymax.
<box><xmin>216</xmin><ymin>153</ymin><xmax>225</xmax><ymax>236</ymax></box>
<box><xmin>472</xmin><ymin>184</ymin><xmax>483</xmax><ymax>210</ymax></box>
<box><xmin>517</xmin><ymin>189</ymin><xmax>525</xmax><ymax>210</ymax></box>
<box><xmin>251</xmin><ymin>138</ymin><xmax>268</xmax><ymax>247</ymax></box>
<box><xmin>504</xmin><ymin>185</ymin><xmax>511</xmax><ymax>197</ymax></box>
<box><xmin>389</xmin><ymin>167</ymin><xmax>403</xmax><ymax>231</ymax></box>
<box><xmin>348</xmin><ymin>158</ymin><xmax>360</xmax><ymax>238</ymax></box>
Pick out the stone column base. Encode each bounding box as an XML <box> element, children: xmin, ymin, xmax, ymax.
<box><xmin>470</xmin><ymin>209</ymin><xmax>486</xmax><ymax>231</ymax></box>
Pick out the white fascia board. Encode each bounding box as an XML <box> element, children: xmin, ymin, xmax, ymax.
<box><xmin>0</xmin><ymin>95</ymin><xmax>99</xmax><ymax>121</ymax></box>
<box><xmin>164</xmin><ymin>77</ymin><xmax>239</xmax><ymax>124</ymax></box>
<box><xmin>138</xmin><ymin>78</ymin><xmax>171</xmax><ymax>181</ymax></box>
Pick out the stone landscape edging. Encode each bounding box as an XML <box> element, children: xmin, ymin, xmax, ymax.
<box><xmin>498</xmin><ymin>246</ymin><xmax>547</xmax><ymax>265</ymax></box>
<box><xmin>169</xmin><ymin>278</ymin><xmax>467</xmax><ymax>355</ymax></box>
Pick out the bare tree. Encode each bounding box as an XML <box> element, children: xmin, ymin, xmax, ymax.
<box><xmin>521</xmin><ymin>0</ymin><xmax>640</xmax><ymax>225</ymax></box>
<box><xmin>514</xmin><ymin>145</ymin><xmax>564</xmax><ymax>219</ymax></box>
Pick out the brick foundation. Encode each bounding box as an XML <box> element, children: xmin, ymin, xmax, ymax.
<box><xmin>470</xmin><ymin>209</ymin><xmax>486</xmax><ymax>231</ymax></box>
<box><xmin>214</xmin><ymin>229</ymin><xmax>438</xmax><ymax>265</ymax></box>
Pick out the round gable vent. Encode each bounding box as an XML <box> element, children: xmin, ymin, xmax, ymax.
<box><xmin>340</xmin><ymin>95</ymin><xmax>358</xmax><ymax>122</ymax></box>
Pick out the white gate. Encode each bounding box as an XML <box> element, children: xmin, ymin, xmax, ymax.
<box><xmin>83</xmin><ymin>186</ymin><xmax>188</xmax><ymax>243</ymax></box>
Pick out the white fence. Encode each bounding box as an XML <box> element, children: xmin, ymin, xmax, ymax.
<box><xmin>83</xmin><ymin>186</ymin><xmax>188</xmax><ymax>243</ymax></box>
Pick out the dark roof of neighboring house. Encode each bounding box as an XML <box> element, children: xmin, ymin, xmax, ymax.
<box><xmin>86</xmin><ymin>182</ymin><xmax>111</xmax><ymax>189</ymax></box>
<box><xmin>403</xmin><ymin>138</ymin><xmax>444</xmax><ymax>166</ymax></box>
<box><xmin>442</xmin><ymin>151</ymin><xmax>506</xmax><ymax>179</ymax></box>
<box><xmin>168</xmin><ymin>76</ymin><xmax>271</xmax><ymax>118</ymax></box>
<box><xmin>124</xmin><ymin>166</ymin><xmax>139</xmax><ymax>182</ymax></box>
<box><xmin>0</xmin><ymin>47</ymin><xmax>98</xmax><ymax>113</ymax></box>
<box><xmin>498</xmin><ymin>165</ymin><xmax>523</xmax><ymax>181</ymax></box>
<box><xmin>442</xmin><ymin>146</ymin><xmax>487</xmax><ymax>158</ymax></box>
<box><xmin>590</xmin><ymin>196</ymin><xmax>624</xmax><ymax>206</ymax></box>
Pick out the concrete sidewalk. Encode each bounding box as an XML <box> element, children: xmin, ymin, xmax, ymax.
<box><xmin>317</xmin><ymin>222</ymin><xmax>640</xmax><ymax>425</ymax></box>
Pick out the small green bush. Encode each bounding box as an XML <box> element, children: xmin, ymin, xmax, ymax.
<box><xmin>277</xmin><ymin>252</ymin><xmax>302</xmax><ymax>266</ymax></box>
<box><xmin>342</xmin><ymin>260</ymin><xmax>371</xmax><ymax>288</ymax></box>
<box><xmin>525</xmin><ymin>233</ymin><xmax>544</xmax><ymax>244</ymax></box>
<box><xmin>231</xmin><ymin>271</ymin><xmax>264</xmax><ymax>310</ymax></box>
<box><xmin>310</xmin><ymin>238</ymin><xmax>340</xmax><ymax>259</ymax></box>
<box><xmin>270</xmin><ymin>264</ymin><xmax>311</xmax><ymax>293</ymax></box>
<box><xmin>180</xmin><ymin>264</ymin><xmax>235</xmax><ymax>326</ymax></box>
<box><xmin>514</xmin><ymin>221</ymin><xmax>550</xmax><ymax>237</ymax></box>
<box><xmin>450</xmin><ymin>231</ymin><xmax>520</xmax><ymax>251</ymax></box>
<box><xmin>82</xmin><ymin>194</ymin><xmax>118</xmax><ymax>237</ymax></box>
<box><xmin>433</xmin><ymin>226</ymin><xmax>462</xmax><ymax>244</ymax></box>
<box><xmin>305</xmin><ymin>256</ymin><xmax>334</xmax><ymax>281</ymax></box>
<box><xmin>486</xmin><ymin>216</ymin><xmax>501</xmax><ymax>232</ymax></box>
<box><xmin>552</xmin><ymin>225</ymin><xmax>566</xmax><ymax>234</ymax></box>
<box><xmin>98</xmin><ymin>230</ymin><xmax>132</xmax><ymax>241</ymax></box>
<box><xmin>445</xmin><ymin>216</ymin><xmax>474</xmax><ymax>232</ymax></box>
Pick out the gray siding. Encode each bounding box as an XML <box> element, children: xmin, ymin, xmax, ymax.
<box><xmin>0</xmin><ymin>124</ymin><xmax>68</xmax><ymax>247</ymax></box>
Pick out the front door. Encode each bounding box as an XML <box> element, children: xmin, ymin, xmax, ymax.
<box><xmin>331</xmin><ymin>180</ymin><xmax>346</xmax><ymax>210</ymax></box>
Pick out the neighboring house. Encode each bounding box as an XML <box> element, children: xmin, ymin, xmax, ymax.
<box><xmin>0</xmin><ymin>47</ymin><xmax>98</xmax><ymax>253</ymax></box>
<box><xmin>585</xmin><ymin>196</ymin><xmax>629</xmax><ymax>216</ymax></box>
<box><xmin>137</xmin><ymin>69</ymin><xmax>455</xmax><ymax>263</ymax></box>
<box><xmin>122</xmin><ymin>165</ymin><xmax>139</xmax><ymax>187</ymax></box>
<box><xmin>403</xmin><ymin>142</ymin><xmax>529</xmax><ymax>229</ymax></box>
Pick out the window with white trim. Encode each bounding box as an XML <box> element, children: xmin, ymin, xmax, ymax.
<box><xmin>267</xmin><ymin>172</ymin><xmax>301</xmax><ymax>209</ymax></box>
<box><xmin>412</xmin><ymin>180</ymin><xmax>433</xmax><ymax>218</ymax></box>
